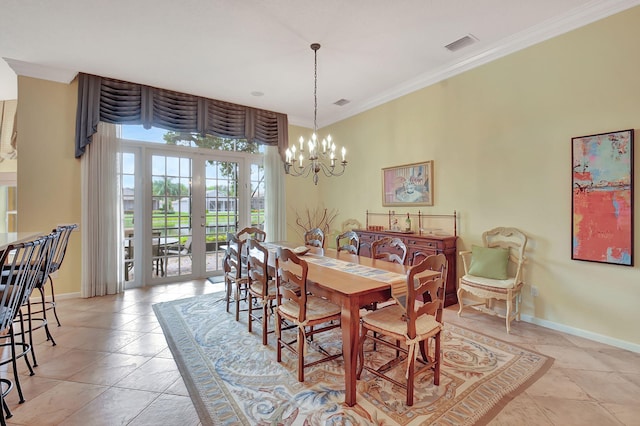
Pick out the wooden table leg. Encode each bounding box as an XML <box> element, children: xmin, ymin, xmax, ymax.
<box><xmin>341</xmin><ymin>299</ymin><xmax>360</xmax><ymax>407</ymax></box>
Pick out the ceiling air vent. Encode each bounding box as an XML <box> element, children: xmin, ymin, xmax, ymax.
<box><xmin>444</xmin><ymin>34</ymin><xmax>478</xmax><ymax>52</ymax></box>
<box><xmin>333</xmin><ymin>98</ymin><xmax>350</xmax><ymax>106</ymax></box>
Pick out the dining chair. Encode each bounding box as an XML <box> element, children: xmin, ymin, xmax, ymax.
<box><xmin>224</xmin><ymin>233</ymin><xmax>249</xmax><ymax>321</ymax></box>
<box><xmin>368</xmin><ymin>236</ymin><xmax>408</xmax><ymax>312</ymax></box>
<box><xmin>275</xmin><ymin>247</ymin><xmax>342</xmax><ymax>382</ymax></box>
<box><xmin>237</xmin><ymin>226</ymin><xmax>266</xmax><ymax>243</ymax></box>
<box><xmin>303</xmin><ymin>228</ymin><xmax>325</xmax><ymax>248</ymax></box>
<box><xmin>163</xmin><ymin>235</ymin><xmax>193</xmax><ymax>257</ymax></box>
<box><xmin>457</xmin><ymin>227</ymin><xmax>527</xmax><ymax>333</ymax></box>
<box><xmin>357</xmin><ymin>253</ymin><xmax>447</xmax><ymax>406</ymax></box>
<box><xmin>410</xmin><ymin>251</ymin><xmax>430</xmax><ymax>266</ymax></box>
<box><xmin>246</xmin><ymin>239</ymin><xmax>275</xmax><ymax>345</ymax></box>
<box><xmin>0</xmin><ymin>236</ymin><xmax>51</xmax><ymax>423</ymax></box>
<box><xmin>340</xmin><ymin>218</ymin><xmax>362</xmax><ymax>232</ymax></box>
<box><xmin>371</xmin><ymin>236</ymin><xmax>407</xmax><ymax>264</ymax></box>
<box><xmin>336</xmin><ymin>230</ymin><xmax>360</xmax><ymax>255</ymax></box>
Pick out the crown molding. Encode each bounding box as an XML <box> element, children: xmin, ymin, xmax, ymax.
<box><xmin>3</xmin><ymin>58</ymin><xmax>77</xmax><ymax>85</ymax></box>
<box><xmin>321</xmin><ymin>0</ymin><xmax>640</xmax><ymax>128</ymax></box>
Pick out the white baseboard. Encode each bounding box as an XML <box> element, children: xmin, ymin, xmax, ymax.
<box><xmin>29</xmin><ymin>291</ymin><xmax>81</xmax><ymax>303</ymax></box>
<box><xmin>520</xmin><ymin>314</ymin><xmax>640</xmax><ymax>353</ymax></box>
<box><xmin>54</xmin><ymin>292</ymin><xmax>81</xmax><ymax>300</ymax></box>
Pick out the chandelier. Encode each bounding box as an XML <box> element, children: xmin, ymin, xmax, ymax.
<box><xmin>284</xmin><ymin>43</ymin><xmax>347</xmax><ymax>185</ymax></box>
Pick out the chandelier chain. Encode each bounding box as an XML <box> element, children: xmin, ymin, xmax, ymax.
<box><xmin>313</xmin><ymin>45</ymin><xmax>318</xmax><ymax>133</ymax></box>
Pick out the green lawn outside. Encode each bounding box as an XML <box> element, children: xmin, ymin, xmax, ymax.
<box><xmin>123</xmin><ymin>211</ymin><xmax>264</xmax><ymax>242</ymax></box>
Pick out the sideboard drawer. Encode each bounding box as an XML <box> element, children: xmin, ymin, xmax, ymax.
<box><xmin>407</xmin><ymin>239</ymin><xmax>439</xmax><ymax>249</ymax></box>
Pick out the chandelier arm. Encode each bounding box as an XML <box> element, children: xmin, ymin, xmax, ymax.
<box><xmin>285</xmin><ymin>162</ymin><xmax>315</xmax><ymax>178</ymax></box>
<box><xmin>317</xmin><ymin>161</ymin><xmax>347</xmax><ymax>177</ymax></box>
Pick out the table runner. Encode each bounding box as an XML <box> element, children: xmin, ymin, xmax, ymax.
<box><xmin>263</xmin><ymin>242</ymin><xmax>408</xmax><ymax>297</ymax></box>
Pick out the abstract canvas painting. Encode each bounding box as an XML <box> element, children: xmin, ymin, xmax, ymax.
<box><xmin>572</xmin><ymin>129</ymin><xmax>633</xmax><ymax>266</ymax></box>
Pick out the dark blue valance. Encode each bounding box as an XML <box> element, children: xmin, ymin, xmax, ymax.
<box><xmin>75</xmin><ymin>73</ymin><xmax>288</xmax><ymax>159</ymax></box>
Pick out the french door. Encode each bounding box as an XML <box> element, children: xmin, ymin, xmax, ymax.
<box><xmin>122</xmin><ymin>144</ymin><xmax>263</xmax><ymax>287</ymax></box>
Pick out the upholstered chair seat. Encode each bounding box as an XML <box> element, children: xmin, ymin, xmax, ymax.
<box><xmin>277</xmin><ymin>295</ymin><xmax>341</xmax><ymax>321</ymax></box>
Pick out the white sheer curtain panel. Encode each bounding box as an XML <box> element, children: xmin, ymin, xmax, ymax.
<box><xmin>264</xmin><ymin>145</ymin><xmax>286</xmax><ymax>241</ymax></box>
<box><xmin>81</xmin><ymin>122</ymin><xmax>124</xmax><ymax>297</ymax></box>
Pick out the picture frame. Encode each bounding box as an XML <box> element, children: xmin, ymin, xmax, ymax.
<box><xmin>571</xmin><ymin>129</ymin><xmax>633</xmax><ymax>266</ymax></box>
<box><xmin>382</xmin><ymin>161</ymin><xmax>433</xmax><ymax>206</ymax></box>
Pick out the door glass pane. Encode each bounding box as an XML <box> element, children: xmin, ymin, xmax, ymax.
<box><xmin>205</xmin><ymin>159</ymin><xmax>238</xmax><ymax>273</ymax></box>
<box><xmin>152</xmin><ymin>154</ymin><xmax>193</xmax><ymax>278</ymax></box>
<box><xmin>121</xmin><ymin>152</ymin><xmax>136</xmax><ymax>283</ymax></box>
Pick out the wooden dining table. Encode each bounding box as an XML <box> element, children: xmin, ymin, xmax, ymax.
<box><xmin>264</xmin><ymin>242</ymin><xmax>440</xmax><ymax>407</ymax></box>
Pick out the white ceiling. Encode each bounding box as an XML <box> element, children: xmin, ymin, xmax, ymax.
<box><xmin>1</xmin><ymin>0</ymin><xmax>638</xmax><ymax>128</ymax></box>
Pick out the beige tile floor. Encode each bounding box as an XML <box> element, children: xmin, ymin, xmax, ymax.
<box><xmin>2</xmin><ymin>280</ymin><xmax>639</xmax><ymax>425</ymax></box>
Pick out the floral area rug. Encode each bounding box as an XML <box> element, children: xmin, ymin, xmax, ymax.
<box><xmin>153</xmin><ymin>292</ymin><xmax>553</xmax><ymax>425</ymax></box>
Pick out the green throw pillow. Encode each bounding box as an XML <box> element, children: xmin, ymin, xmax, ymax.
<box><xmin>468</xmin><ymin>245</ymin><xmax>509</xmax><ymax>280</ymax></box>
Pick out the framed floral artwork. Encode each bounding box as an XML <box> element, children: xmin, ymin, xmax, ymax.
<box><xmin>572</xmin><ymin>129</ymin><xmax>633</xmax><ymax>266</ymax></box>
<box><xmin>382</xmin><ymin>161</ymin><xmax>433</xmax><ymax>206</ymax></box>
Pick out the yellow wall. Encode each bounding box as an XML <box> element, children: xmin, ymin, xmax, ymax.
<box><xmin>287</xmin><ymin>7</ymin><xmax>640</xmax><ymax>347</ymax></box>
<box><xmin>17</xmin><ymin>76</ymin><xmax>81</xmax><ymax>296</ymax></box>
<box><xmin>15</xmin><ymin>7</ymin><xmax>639</xmax><ymax>348</ymax></box>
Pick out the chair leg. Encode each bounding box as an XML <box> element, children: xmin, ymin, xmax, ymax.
<box><xmin>48</xmin><ymin>276</ymin><xmax>61</xmax><ymax>327</ymax></box>
<box><xmin>23</xmin><ymin>302</ymin><xmax>37</xmax><ymax>367</ymax></box>
<box><xmin>225</xmin><ymin>278</ymin><xmax>231</xmax><ymax>313</ymax></box>
<box><xmin>15</xmin><ymin>312</ymin><xmax>35</xmax><ymax>374</ymax></box>
<box><xmin>434</xmin><ymin>334</ymin><xmax>441</xmax><ymax>386</ymax></box>
<box><xmin>505</xmin><ymin>295</ymin><xmax>512</xmax><ymax>333</ymax></box>
<box><xmin>247</xmin><ymin>293</ymin><xmax>253</xmax><ymax>333</ymax></box>
<box><xmin>8</xmin><ymin>327</ymin><xmax>28</xmax><ymax>403</ymax></box>
<box><xmin>0</xmin><ymin>379</ymin><xmax>12</xmax><ymax>425</ymax></box>
<box><xmin>38</xmin><ymin>287</ymin><xmax>57</xmax><ymax>345</ymax></box>
<box><xmin>261</xmin><ymin>303</ymin><xmax>269</xmax><ymax>346</ymax></box>
<box><xmin>297</xmin><ymin>327</ymin><xmax>305</xmax><ymax>382</ymax></box>
<box><xmin>276</xmin><ymin>312</ymin><xmax>283</xmax><ymax>363</ymax></box>
<box><xmin>406</xmin><ymin>346</ymin><xmax>415</xmax><ymax>406</ymax></box>
<box><xmin>419</xmin><ymin>339</ymin><xmax>428</xmax><ymax>361</ymax></box>
<box><xmin>234</xmin><ymin>282</ymin><xmax>241</xmax><ymax>322</ymax></box>
<box><xmin>1</xmin><ymin>397</ymin><xmax>10</xmax><ymax>424</ymax></box>
<box><xmin>356</xmin><ymin>328</ymin><xmax>368</xmax><ymax>379</ymax></box>
<box><xmin>457</xmin><ymin>287</ymin><xmax>465</xmax><ymax>316</ymax></box>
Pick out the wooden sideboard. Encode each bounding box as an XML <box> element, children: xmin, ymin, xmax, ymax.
<box><xmin>354</xmin><ymin>229</ymin><xmax>458</xmax><ymax>307</ymax></box>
